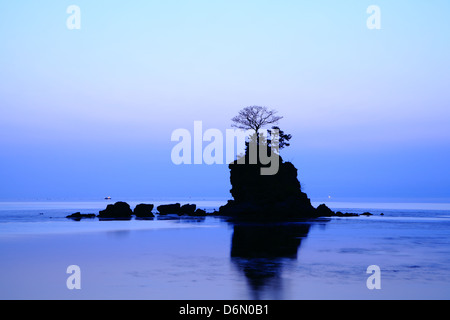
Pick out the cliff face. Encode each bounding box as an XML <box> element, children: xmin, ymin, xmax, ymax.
<box><xmin>219</xmin><ymin>153</ymin><xmax>317</xmax><ymax>218</ymax></box>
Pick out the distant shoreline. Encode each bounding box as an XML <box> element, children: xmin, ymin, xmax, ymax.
<box><xmin>1</xmin><ymin>200</ymin><xmax>450</xmax><ymax>211</ymax></box>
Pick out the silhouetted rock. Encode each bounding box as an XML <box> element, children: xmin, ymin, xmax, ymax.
<box><xmin>157</xmin><ymin>203</ymin><xmax>181</xmax><ymax>215</ymax></box>
<box><xmin>315</xmin><ymin>204</ymin><xmax>335</xmax><ymax>217</ymax></box>
<box><xmin>361</xmin><ymin>212</ymin><xmax>373</xmax><ymax>216</ymax></box>
<box><xmin>134</xmin><ymin>204</ymin><xmax>155</xmax><ymax>218</ymax></box>
<box><xmin>335</xmin><ymin>211</ymin><xmax>359</xmax><ymax>217</ymax></box>
<box><xmin>98</xmin><ymin>201</ymin><xmax>133</xmax><ymax>220</ymax></box>
<box><xmin>179</xmin><ymin>204</ymin><xmax>196</xmax><ymax>216</ymax></box>
<box><xmin>219</xmin><ymin>200</ymin><xmax>258</xmax><ymax>216</ymax></box>
<box><xmin>192</xmin><ymin>208</ymin><xmax>207</xmax><ymax>216</ymax></box>
<box><xmin>218</xmin><ymin>144</ymin><xmax>374</xmax><ymax>218</ymax></box>
<box><xmin>219</xmin><ymin>151</ymin><xmax>317</xmax><ymax>218</ymax></box>
<box><xmin>66</xmin><ymin>212</ymin><xmax>96</xmax><ymax>221</ymax></box>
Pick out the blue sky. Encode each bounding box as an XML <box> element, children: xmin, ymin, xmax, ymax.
<box><xmin>0</xmin><ymin>1</ymin><xmax>449</xmax><ymax>202</ymax></box>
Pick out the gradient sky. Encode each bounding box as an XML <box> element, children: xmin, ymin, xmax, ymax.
<box><xmin>1</xmin><ymin>1</ymin><xmax>449</xmax><ymax>202</ymax></box>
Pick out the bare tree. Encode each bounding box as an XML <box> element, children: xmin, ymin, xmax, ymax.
<box><xmin>231</xmin><ymin>106</ymin><xmax>283</xmax><ymax>134</ymax></box>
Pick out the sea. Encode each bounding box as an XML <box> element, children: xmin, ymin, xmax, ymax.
<box><xmin>1</xmin><ymin>199</ymin><xmax>450</xmax><ymax>300</ymax></box>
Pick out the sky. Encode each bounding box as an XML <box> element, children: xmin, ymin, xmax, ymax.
<box><xmin>0</xmin><ymin>1</ymin><xmax>449</xmax><ymax>202</ymax></box>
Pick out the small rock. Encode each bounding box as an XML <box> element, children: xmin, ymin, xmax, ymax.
<box><xmin>180</xmin><ymin>204</ymin><xmax>197</xmax><ymax>216</ymax></box>
<box><xmin>134</xmin><ymin>204</ymin><xmax>155</xmax><ymax>218</ymax></box>
<box><xmin>66</xmin><ymin>212</ymin><xmax>96</xmax><ymax>221</ymax></box>
<box><xmin>157</xmin><ymin>203</ymin><xmax>181</xmax><ymax>215</ymax></box>
<box><xmin>98</xmin><ymin>201</ymin><xmax>133</xmax><ymax>220</ymax></box>
<box><xmin>315</xmin><ymin>204</ymin><xmax>335</xmax><ymax>217</ymax></box>
<box><xmin>192</xmin><ymin>208</ymin><xmax>207</xmax><ymax>216</ymax></box>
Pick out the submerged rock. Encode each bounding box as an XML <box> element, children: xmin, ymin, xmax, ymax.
<box><xmin>334</xmin><ymin>211</ymin><xmax>360</xmax><ymax>217</ymax></box>
<box><xmin>66</xmin><ymin>212</ymin><xmax>96</xmax><ymax>221</ymax></box>
<box><xmin>155</xmin><ymin>203</ymin><xmax>208</xmax><ymax>216</ymax></box>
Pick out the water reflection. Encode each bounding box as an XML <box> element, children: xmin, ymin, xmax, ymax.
<box><xmin>229</xmin><ymin>220</ymin><xmax>322</xmax><ymax>299</ymax></box>
<box><xmin>106</xmin><ymin>229</ymin><xmax>131</xmax><ymax>239</ymax></box>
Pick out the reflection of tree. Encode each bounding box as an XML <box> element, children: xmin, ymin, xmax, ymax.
<box><xmin>230</xmin><ymin>222</ymin><xmax>312</xmax><ymax>300</ymax></box>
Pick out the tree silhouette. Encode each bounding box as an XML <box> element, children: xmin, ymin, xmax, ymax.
<box><xmin>268</xmin><ymin>126</ymin><xmax>292</xmax><ymax>150</ymax></box>
<box><xmin>231</xmin><ymin>106</ymin><xmax>283</xmax><ymax>134</ymax></box>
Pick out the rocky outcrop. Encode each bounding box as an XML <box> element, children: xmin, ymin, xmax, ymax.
<box><xmin>179</xmin><ymin>204</ymin><xmax>196</xmax><ymax>215</ymax></box>
<box><xmin>192</xmin><ymin>208</ymin><xmax>207</xmax><ymax>216</ymax></box>
<box><xmin>157</xmin><ymin>203</ymin><xmax>181</xmax><ymax>215</ymax></box>
<box><xmin>98</xmin><ymin>201</ymin><xmax>133</xmax><ymax>220</ymax></box>
<box><xmin>156</xmin><ymin>203</ymin><xmax>209</xmax><ymax>216</ymax></box>
<box><xmin>219</xmin><ymin>153</ymin><xmax>318</xmax><ymax>218</ymax></box>
<box><xmin>64</xmin><ymin>201</ymin><xmax>215</xmax><ymax>222</ymax></box>
<box><xmin>315</xmin><ymin>204</ymin><xmax>335</xmax><ymax>217</ymax></box>
<box><xmin>217</xmin><ymin>148</ymin><xmax>369</xmax><ymax>218</ymax></box>
<box><xmin>134</xmin><ymin>204</ymin><xmax>155</xmax><ymax>218</ymax></box>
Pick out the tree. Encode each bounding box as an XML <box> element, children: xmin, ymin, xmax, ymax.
<box><xmin>231</xmin><ymin>106</ymin><xmax>283</xmax><ymax>134</ymax></box>
<box><xmin>268</xmin><ymin>126</ymin><xmax>292</xmax><ymax>150</ymax></box>
<box><xmin>232</xmin><ymin>107</ymin><xmax>291</xmax><ymax>160</ymax></box>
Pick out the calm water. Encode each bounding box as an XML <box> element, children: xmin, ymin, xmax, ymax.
<box><xmin>1</xmin><ymin>201</ymin><xmax>450</xmax><ymax>300</ymax></box>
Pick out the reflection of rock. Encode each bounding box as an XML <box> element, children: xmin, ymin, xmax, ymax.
<box><xmin>66</xmin><ymin>212</ymin><xmax>96</xmax><ymax>221</ymax></box>
<box><xmin>230</xmin><ymin>221</ymin><xmax>312</xmax><ymax>299</ymax></box>
<box><xmin>134</xmin><ymin>204</ymin><xmax>155</xmax><ymax>218</ymax></box>
<box><xmin>231</xmin><ymin>223</ymin><xmax>310</xmax><ymax>258</ymax></box>
<box><xmin>98</xmin><ymin>201</ymin><xmax>133</xmax><ymax>220</ymax></box>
